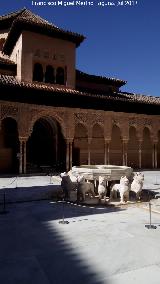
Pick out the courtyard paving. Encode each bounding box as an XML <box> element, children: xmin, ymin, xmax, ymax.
<box><xmin>0</xmin><ymin>171</ymin><xmax>160</xmax><ymax>284</ymax></box>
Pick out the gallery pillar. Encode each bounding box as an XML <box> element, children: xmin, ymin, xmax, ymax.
<box><xmin>138</xmin><ymin>140</ymin><xmax>142</xmax><ymax>169</ymax></box>
<box><xmin>69</xmin><ymin>139</ymin><xmax>73</xmax><ymax>170</ymax></box>
<box><xmin>23</xmin><ymin>140</ymin><xmax>27</xmax><ymax>174</ymax></box>
<box><xmin>88</xmin><ymin>138</ymin><xmax>92</xmax><ymax>165</ymax></box>
<box><xmin>19</xmin><ymin>137</ymin><xmax>27</xmax><ymax>174</ymax></box>
<box><xmin>66</xmin><ymin>139</ymin><xmax>70</xmax><ymax>171</ymax></box>
<box><xmin>153</xmin><ymin>142</ymin><xmax>158</xmax><ymax>169</ymax></box>
<box><xmin>19</xmin><ymin>139</ymin><xmax>23</xmax><ymax>174</ymax></box>
<box><xmin>122</xmin><ymin>140</ymin><xmax>128</xmax><ymax>166</ymax></box>
<box><xmin>104</xmin><ymin>139</ymin><xmax>110</xmax><ymax>165</ymax></box>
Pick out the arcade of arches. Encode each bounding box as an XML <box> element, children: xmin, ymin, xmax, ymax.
<box><xmin>0</xmin><ymin>105</ymin><xmax>160</xmax><ymax>174</ymax></box>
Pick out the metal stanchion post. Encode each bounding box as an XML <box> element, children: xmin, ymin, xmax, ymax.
<box><xmin>59</xmin><ymin>198</ymin><xmax>69</xmax><ymax>224</ymax></box>
<box><xmin>145</xmin><ymin>201</ymin><xmax>157</xmax><ymax>229</ymax></box>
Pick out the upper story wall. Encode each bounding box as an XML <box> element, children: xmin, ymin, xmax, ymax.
<box><xmin>18</xmin><ymin>31</ymin><xmax>76</xmax><ymax>89</ymax></box>
<box><xmin>10</xmin><ymin>34</ymin><xmax>22</xmax><ymax>80</ymax></box>
<box><xmin>0</xmin><ymin>29</ymin><xmax>9</xmax><ymax>51</ymax></box>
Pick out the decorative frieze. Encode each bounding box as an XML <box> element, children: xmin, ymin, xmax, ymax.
<box><xmin>1</xmin><ymin>104</ymin><xmax>18</xmax><ymax>120</ymax></box>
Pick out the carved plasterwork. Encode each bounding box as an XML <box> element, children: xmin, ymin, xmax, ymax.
<box><xmin>26</xmin><ymin>108</ymin><xmax>67</xmax><ymax>139</ymax></box>
<box><xmin>74</xmin><ymin>113</ymin><xmax>88</xmax><ymax>126</ymax></box>
<box><xmin>89</xmin><ymin>113</ymin><xmax>104</xmax><ymax>127</ymax></box>
<box><xmin>1</xmin><ymin>104</ymin><xmax>19</xmax><ymax>121</ymax></box>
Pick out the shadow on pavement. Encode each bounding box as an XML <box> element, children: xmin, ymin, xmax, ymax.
<box><xmin>0</xmin><ymin>200</ymin><xmax>124</xmax><ymax>284</ymax></box>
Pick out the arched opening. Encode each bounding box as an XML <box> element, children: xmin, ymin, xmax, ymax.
<box><xmin>91</xmin><ymin>124</ymin><xmax>104</xmax><ymax>164</ymax></box>
<box><xmin>56</xmin><ymin>67</ymin><xmax>65</xmax><ymax>85</ymax></box>
<box><xmin>73</xmin><ymin>123</ymin><xmax>88</xmax><ymax>165</ymax></box>
<box><xmin>142</xmin><ymin>127</ymin><xmax>152</xmax><ymax>168</ymax></box>
<box><xmin>45</xmin><ymin>65</ymin><xmax>55</xmax><ymax>84</ymax></box>
<box><xmin>33</xmin><ymin>63</ymin><xmax>44</xmax><ymax>82</ymax></box>
<box><xmin>110</xmin><ymin>125</ymin><xmax>122</xmax><ymax>165</ymax></box>
<box><xmin>0</xmin><ymin>38</ymin><xmax>5</xmax><ymax>51</ymax></box>
<box><xmin>27</xmin><ymin>117</ymin><xmax>66</xmax><ymax>172</ymax></box>
<box><xmin>0</xmin><ymin>117</ymin><xmax>19</xmax><ymax>173</ymax></box>
<box><xmin>128</xmin><ymin>126</ymin><xmax>139</xmax><ymax>168</ymax></box>
<box><xmin>157</xmin><ymin>131</ymin><xmax>160</xmax><ymax>168</ymax></box>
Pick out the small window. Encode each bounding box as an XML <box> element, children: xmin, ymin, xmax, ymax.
<box><xmin>33</xmin><ymin>63</ymin><xmax>44</xmax><ymax>82</ymax></box>
<box><xmin>0</xmin><ymin>38</ymin><xmax>5</xmax><ymax>51</ymax></box>
<box><xmin>45</xmin><ymin>65</ymin><xmax>55</xmax><ymax>84</ymax></box>
<box><xmin>56</xmin><ymin>67</ymin><xmax>65</xmax><ymax>85</ymax></box>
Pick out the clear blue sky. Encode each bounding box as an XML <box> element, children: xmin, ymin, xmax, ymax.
<box><xmin>0</xmin><ymin>0</ymin><xmax>160</xmax><ymax>97</ymax></box>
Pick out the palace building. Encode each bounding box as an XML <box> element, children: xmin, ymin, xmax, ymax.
<box><xmin>0</xmin><ymin>8</ymin><xmax>160</xmax><ymax>174</ymax></box>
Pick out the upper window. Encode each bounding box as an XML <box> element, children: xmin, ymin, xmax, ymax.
<box><xmin>33</xmin><ymin>63</ymin><xmax>44</xmax><ymax>82</ymax></box>
<box><xmin>56</xmin><ymin>67</ymin><xmax>65</xmax><ymax>85</ymax></box>
<box><xmin>0</xmin><ymin>38</ymin><xmax>5</xmax><ymax>51</ymax></box>
<box><xmin>45</xmin><ymin>65</ymin><xmax>55</xmax><ymax>84</ymax></box>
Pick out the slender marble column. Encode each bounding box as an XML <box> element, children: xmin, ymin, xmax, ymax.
<box><xmin>19</xmin><ymin>139</ymin><xmax>23</xmax><ymax>174</ymax></box>
<box><xmin>88</xmin><ymin>138</ymin><xmax>92</xmax><ymax>165</ymax></box>
<box><xmin>107</xmin><ymin>141</ymin><xmax>110</xmax><ymax>165</ymax></box>
<box><xmin>104</xmin><ymin>139</ymin><xmax>110</xmax><ymax>165</ymax></box>
<box><xmin>66</xmin><ymin>140</ymin><xmax>70</xmax><ymax>171</ymax></box>
<box><xmin>122</xmin><ymin>140</ymin><xmax>128</xmax><ymax>166</ymax></box>
<box><xmin>154</xmin><ymin>142</ymin><xmax>158</xmax><ymax>169</ymax></box>
<box><xmin>104</xmin><ymin>140</ymin><xmax>107</xmax><ymax>164</ymax></box>
<box><xmin>138</xmin><ymin>140</ymin><xmax>142</xmax><ymax>169</ymax></box>
<box><xmin>23</xmin><ymin>140</ymin><xmax>27</xmax><ymax>174</ymax></box>
<box><xmin>69</xmin><ymin>140</ymin><xmax>73</xmax><ymax>170</ymax></box>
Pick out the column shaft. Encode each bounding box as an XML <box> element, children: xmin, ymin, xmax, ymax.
<box><xmin>23</xmin><ymin>141</ymin><xmax>27</xmax><ymax>174</ymax></box>
<box><xmin>66</xmin><ymin>140</ymin><xmax>70</xmax><ymax>171</ymax></box>
<box><xmin>138</xmin><ymin>141</ymin><xmax>142</xmax><ymax>169</ymax></box>
<box><xmin>88</xmin><ymin>138</ymin><xmax>91</xmax><ymax>165</ymax></box>
<box><xmin>69</xmin><ymin>141</ymin><xmax>73</xmax><ymax>170</ymax></box>
<box><xmin>19</xmin><ymin>140</ymin><xmax>23</xmax><ymax>174</ymax></box>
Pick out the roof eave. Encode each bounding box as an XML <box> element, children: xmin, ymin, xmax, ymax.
<box><xmin>3</xmin><ymin>20</ymin><xmax>85</xmax><ymax>56</ymax></box>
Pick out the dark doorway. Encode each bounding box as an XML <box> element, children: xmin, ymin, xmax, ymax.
<box><xmin>26</xmin><ymin>118</ymin><xmax>66</xmax><ymax>173</ymax></box>
<box><xmin>0</xmin><ymin>117</ymin><xmax>19</xmax><ymax>173</ymax></box>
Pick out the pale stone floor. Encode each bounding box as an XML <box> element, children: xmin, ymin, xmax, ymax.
<box><xmin>0</xmin><ymin>171</ymin><xmax>160</xmax><ymax>284</ymax></box>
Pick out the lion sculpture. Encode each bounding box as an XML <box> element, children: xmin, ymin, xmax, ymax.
<box><xmin>60</xmin><ymin>172</ymin><xmax>77</xmax><ymax>200</ymax></box>
<box><xmin>130</xmin><ymin>172</ymin><xmax>144</xmax><ymax>200</ymax></box>
<box><xmin>77</xmin><ymin>175</ymin><xmax>95</xmax><ymax>202</ymax></box>
<box><xmin>98</xmin><ymin>176</ymin><xmax>107</xmax><ymax>203</ymax></box>
<box><xmin>110</xmin><ymin>176</ymin><xmax>130</xmax><ymax>203</ymax></box>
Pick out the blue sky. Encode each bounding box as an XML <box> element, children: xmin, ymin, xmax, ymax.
<box><xmin>0</xmin><ymin>0</ymin><xmax>160</xmax><ymax>97</ymax></box>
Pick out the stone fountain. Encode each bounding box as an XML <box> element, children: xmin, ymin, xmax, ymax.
<box><xmin>71</xmin><ymin>165</ymin><xmax>133</xmax><ymax>181</ymax></box>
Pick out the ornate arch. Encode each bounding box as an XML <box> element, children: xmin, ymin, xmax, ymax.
<box><xmin>28</xmin><ymin>110</ymin><xmax>66</xmax><ymax>139</ymax></box>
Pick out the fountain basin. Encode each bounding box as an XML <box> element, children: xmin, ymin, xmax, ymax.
<box><xmin>71</xmin><ymin>165</ymin><xmax>133</xmax><ymax>181</ymax></box>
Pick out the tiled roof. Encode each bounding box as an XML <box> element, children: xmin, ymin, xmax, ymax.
<box><xmin>76</xmin><ymin>70</ymin><xmax>126</xmax><ymax>87</ymax></box>
<box><xmin>2</xmin><ymin>8</ymin><xmax>85</xmax><ymax>55</ymax></box>
<box><xmin>0</xmin><ymin>8</ymin><xmax>57</xmax><ymax>28</ymax></box>
<box><xmin>0</xmin><ymin>75</ymin><xmax>160</xmax><ymax>107</ymax></box>
<box><xmin>116</xmin><ymin>91</ymin><xmax>160</xmax><ymax>105</ymax></box>
<box><xmin>0</xmin><ymin>54</ymin><xmax>15</xmax><ymax>65</ymax></box>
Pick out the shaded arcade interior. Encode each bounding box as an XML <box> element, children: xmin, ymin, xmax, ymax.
<box><xmin>0</xmin><ymin>116</ymin><xmax>160</xmax><ymax>174</ymax></box>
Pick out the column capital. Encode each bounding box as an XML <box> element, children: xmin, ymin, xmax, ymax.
<box><xmin>19</xmin><ymin>136</ymin><xmax>28</xmax><ymax>142</ymax></box>
<box><xmin>122</xmin><ymin>139</ymin><xmax>129</xmax><ymax>143</ymax></box>
<box><xmin>153</xmin><ymin>140</ymin><xmax>158</xmax><ymax>144</ymax></box>
<box><xmin>88</xmin><ymin>137</ymin><xmax>92</xmax><ymax>143</ymax></box>
<box><xmin>65</xmin><ymin>138</ymin><xmax>73</xmax><ymax>143</ymax></box>
<box><xmin>104</xmin><ymin>138</ymin><xmax>111</xmax><ymax>143</ymax></box>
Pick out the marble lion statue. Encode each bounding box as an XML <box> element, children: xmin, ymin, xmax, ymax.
<box><xmin>110</xmin><ymin>176</ymin><xmax>130</xmax><ymax>203</ymax></box>
<box><xmin>77</xmin><ymin>175</ymin><xmax>95</xmax><ymax>202</ymax></box>
<box><xmin>98</xmin><ymin>176</ymin><xmax>107</xmax><ymax>203</ymax></box>
<box><xmin>130</xmin><ymin>172</ymin><xmax>144</xmax><ymax>201</ymax></box>
<box><xmin>60</xmin><ymin>172</ymin><xmax>77</xmax><ymax>200</ymax></box>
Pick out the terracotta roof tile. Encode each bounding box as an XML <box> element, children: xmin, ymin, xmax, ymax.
<box><xmin>76</xmin><ymin>69</ymin><xmax>126</xmax><ymax>87</ymax></box>
<box><xmin>1</xmin><ymin>8</ymin><xmax>85</xmax><ymax>55</ymax></box>
<box><xmin>0</xmin><ymin>75</ymin><xmax>160</xmax><ymax>107</ymax></box>
<box><xmin>0</xmin><ymin>54</ymin><xmax>16</xmax><ymax>65</ymax></box>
